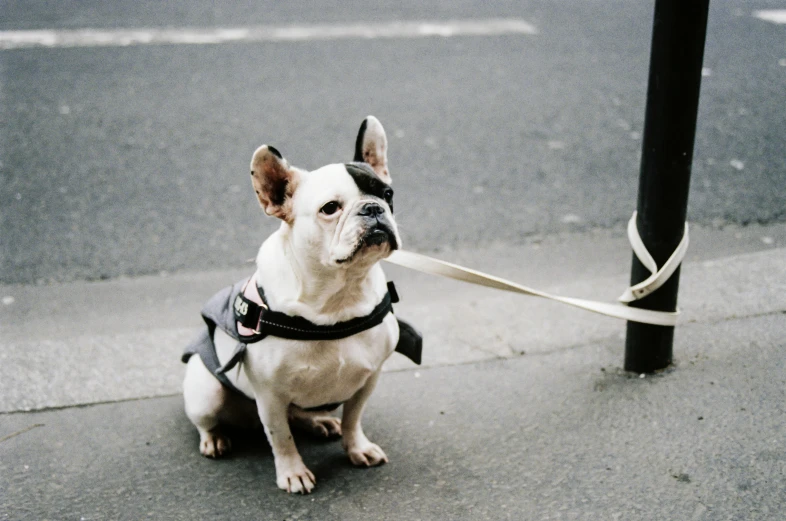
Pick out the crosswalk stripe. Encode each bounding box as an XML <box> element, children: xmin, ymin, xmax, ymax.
<box><xmin>753</xmin><ymin>10</ymin><xmax>786</xmax><ymax>24</ymax></box>
<box><xmin>0</xmin><ymin>19</ymin><xmax>538</xmax><ymax>50</ymax></box>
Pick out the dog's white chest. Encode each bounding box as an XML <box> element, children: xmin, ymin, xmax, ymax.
<box><xmin>285</xmin><ymin>338</ymin><xmax>381</xmax><ymax>406</ymax></box>
<box><xmin>217</xmin><ymin>315</ymin><xmax>397</xmax><ymax>407</ymax></box>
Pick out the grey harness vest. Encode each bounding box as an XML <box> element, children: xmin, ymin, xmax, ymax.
<box><xmin>182</xmin><ymin>277</ymin><xmax>422</xmax><ymax>400</ymax></box>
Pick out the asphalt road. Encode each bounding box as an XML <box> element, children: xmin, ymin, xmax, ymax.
<box><xmin>2</xmin><ymin>0</ymin><xmax>785</xmax><ymax>284</ymax></box>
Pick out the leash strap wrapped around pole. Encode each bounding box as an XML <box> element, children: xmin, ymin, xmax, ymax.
<box><xmin>618</xmin><ymin>211</ymin><xmax>689</xmax><ymax>303</ymax></box>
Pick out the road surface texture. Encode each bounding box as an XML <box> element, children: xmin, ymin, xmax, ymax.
<box><xmin>1</xmin><ymin>0</ymin><xmax>784</xmax><ymax>284</ymax></box>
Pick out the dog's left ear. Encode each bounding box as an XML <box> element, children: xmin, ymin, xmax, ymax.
<box><xmin>250</xmin><ymin>145</ymin><xmax>298</xmax><ymax>222</ymax></box>
<box><xmin>354</xmin><ymin>115</ymin><xmax>391</xmax><ymax>184</ymax></box>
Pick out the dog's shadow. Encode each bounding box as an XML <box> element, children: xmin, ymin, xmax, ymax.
<box><xmin>222</xmin><ymin>423</ymin><xmax>343</xmax><ymax>458</ymax></box>
<box><xmin>181</xmin><ymin>416</ymin><xmax>373</xmax><ymax>490</ymax></box>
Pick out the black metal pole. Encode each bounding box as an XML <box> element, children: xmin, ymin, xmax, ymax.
<box><xmin>624</xmin><ymin>0</ymin><xmax>710</xmax><ymax>373</ymax></box>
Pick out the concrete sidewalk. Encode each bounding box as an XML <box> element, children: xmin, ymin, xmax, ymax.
<box><xmin>1</xmin><ymin>223</ymin><xmax>785</xmax><ymax>520</ymax></box>
<box><xmin>1</xmin><ymin>222</ymin><xmax>784</xmax><ymax>413</ymax></box>
<box><xmin>2</xmin><ymin>313</ymin><xmax>784</xmax><ymax>520</ymax></box>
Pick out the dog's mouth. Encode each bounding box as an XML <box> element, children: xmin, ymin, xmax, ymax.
<box><xmin>336</xmin><ymin>225</ymin><xmax>398</xmax><ymax>265</ymax></box>
<box><xmin>363</xmin><ymin>228</ymin><xmax>392</xmax><ymax>247</ymax></box>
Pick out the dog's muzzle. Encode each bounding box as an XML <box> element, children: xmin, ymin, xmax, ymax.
<box><xmin>336</xmin><ymin>204</ymin><xmax>398</xmax><ymax>264</ymax></box>
<box><xmin>358</xmin><ymin>202</ymin><xmax>398</xmax><ymax>250</ymax></box>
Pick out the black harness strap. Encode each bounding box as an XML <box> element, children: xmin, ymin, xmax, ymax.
<box><xmin>233</xmin><ymin>281</ymin><xmax>398</xmax><ymax>344</ymax></box>
<box><xmin>216</xmin><ymin>281</ymin><xmax>410</xmax><ymax>376</ymax></box>
<box><xmin>183</xmin><ymin>276</ymin><xmax>423</xmax><ymax>408</ymax></box>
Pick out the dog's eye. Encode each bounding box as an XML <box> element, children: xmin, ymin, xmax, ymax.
<box><xmin>383</xmin><ymin>188</ymin><xmax>393</xmax><ymax>204</ymax></box>
<box><xmin>320</xmin><ymin>201</ymin><xmax>341</xmax><ymax>215</ymax></box>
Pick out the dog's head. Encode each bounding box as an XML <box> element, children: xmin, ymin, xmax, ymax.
<box><xmin>250</xmin><ymin>116</ymin><xmax>401</xmax><ymax>269</ymax></box>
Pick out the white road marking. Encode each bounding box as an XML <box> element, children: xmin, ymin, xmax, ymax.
<box><xmin>0</xmin><ymin>19</ymin><xmax>537</xmax><ymax>50</ymax></box>
<box><xmin>753</xmin><ymin>9</ymin><xmax>786</xmax><ymax>24</ymax></box>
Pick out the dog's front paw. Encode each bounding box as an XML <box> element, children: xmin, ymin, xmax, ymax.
<box><xmin>344</xmin><ymin>440</ymin><xmax>389</xmax><ymax>467</ymax></box>
<box><xmin>276</xmin><ymin>460</ymin><xmax>316</xmax><ymax>494</ymax></box>
<box><xmin>199</xmin><ymin>430</ymin><xmax>232</xmax><ymax>458</ymax></box>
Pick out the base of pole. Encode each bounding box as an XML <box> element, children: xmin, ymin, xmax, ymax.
<box><xmin>624</xmin><ymin>321</ymin><xmax>673</xmax><ymax>373</ymax></box>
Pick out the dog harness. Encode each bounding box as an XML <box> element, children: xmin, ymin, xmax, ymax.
<box><xmin>182</xmin><ymin>275</ymin><xmax>422</xmax><ymax>401</ymax></box>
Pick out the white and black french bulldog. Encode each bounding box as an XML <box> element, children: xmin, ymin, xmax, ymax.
<box><xmin>182</xmin><ymin>116</ymin><xmax>418</xmax><ymax>494</ymax></box>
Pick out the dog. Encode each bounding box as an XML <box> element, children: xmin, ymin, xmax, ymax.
<box><xmin>182</xmin><ymin>116</ymin><xmax>418</xmax><ymax>494</ymax></box>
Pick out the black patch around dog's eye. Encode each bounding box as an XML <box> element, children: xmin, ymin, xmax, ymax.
<box><xmin>354</xmin><ymin>119</ymin><xmax>368</xmax><ymax>162</ymax></box>
<box><xmin>344</xmin><ymin>162</ymin><xmax>394</xmax><ymax>212</ymax></box>
<box><xmin>268</xmin><ymin>145</ymin><xmax>283</xmax><ymax>160</ymax></box>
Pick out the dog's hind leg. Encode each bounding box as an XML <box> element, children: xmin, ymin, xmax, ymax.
<box><xmin>183</xmin><ymin>356</ymin><xmax>235</xmax><ymax>458</ymax></box>
<box><xmin>289</xmin><ymin>406</ymin><xmax>342</xmax><ymax>438</ymax></box>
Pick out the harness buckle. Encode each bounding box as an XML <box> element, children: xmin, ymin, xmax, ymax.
<box><xmin>253</xmin><ymin>301</ymin><xmax>269</xmax><ymax>335</ymax></box>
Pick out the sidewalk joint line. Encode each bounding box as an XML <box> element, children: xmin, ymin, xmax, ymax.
<box><xmin>0</xmin><ymin>423</ymin><xmax>44</xmax><ymax>443</ymax></box>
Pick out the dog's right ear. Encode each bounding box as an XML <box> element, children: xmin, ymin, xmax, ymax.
<box><xmin>354</xmin><ymin>115</ymin><xmax>391</xmax><ymax>184</ymax></box>
<box><xmin>250</xmin><ymin>145</ymin><xmax>298</xmax><ymax>222</ymax></box>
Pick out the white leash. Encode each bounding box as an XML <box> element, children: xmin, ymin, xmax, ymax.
<box><xmin>618</xmin><ymin>212</ymin><xmax>689</xmax><ymax>303</ymax></box>
<box><xmin>385</xmin><ymin>212</ymin><xmax>688</xmax><ymax>327</ymax></box>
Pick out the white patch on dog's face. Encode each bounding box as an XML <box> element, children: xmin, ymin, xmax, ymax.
<box><xmin>288</xmin><ymin>163</ymin><xmax>400</xmax><ymax>268</ymax></box>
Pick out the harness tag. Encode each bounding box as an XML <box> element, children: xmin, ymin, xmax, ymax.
<box><xmin>233</xmin><ymin>294</ymin><xmax>249</xmax><ymax>316</ymax></box>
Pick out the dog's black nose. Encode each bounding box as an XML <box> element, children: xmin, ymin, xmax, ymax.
<box><xmin>358</xmin><ymin>202</ymin><xmax>384</xmax><ymax>218</ymax></box>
